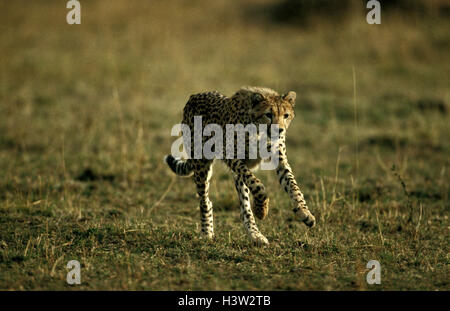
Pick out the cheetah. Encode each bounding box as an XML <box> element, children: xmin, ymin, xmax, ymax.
<box><xmin>164</xmin><ymin>87</ymin><xmax>315</xmax><ymax>245</ymax></box>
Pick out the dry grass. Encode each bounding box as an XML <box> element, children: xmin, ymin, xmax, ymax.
<box><xmin>0</xmin><ymin>0</ymin><xmax>448</xmax><ymax>290</ymax></box>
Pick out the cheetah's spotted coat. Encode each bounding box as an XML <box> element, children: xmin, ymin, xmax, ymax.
<box><xmin>165</xmin><ymin>87</ymin><xmax>315</xmax><ymax>245</ymax></box>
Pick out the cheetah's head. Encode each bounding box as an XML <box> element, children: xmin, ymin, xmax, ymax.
<box><xmin>249</xmin><ymin>89</ymin><xmax>296</xmax><ymax>137</ymax></box>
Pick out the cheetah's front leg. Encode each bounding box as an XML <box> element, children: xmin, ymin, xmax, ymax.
<box><xmin>226</xmin><ymin>159</ymin><xmax>270</xmax><ymax>220</ymax></box>
<box><xmin>276</xmin><ymin>143</ymin><xmax>316</xmax><ymax>227</ymax></box>
<box><xmin>233</xmin><ymin>173</ymin><xmax>269</xmax><ymax>245</ymax></box>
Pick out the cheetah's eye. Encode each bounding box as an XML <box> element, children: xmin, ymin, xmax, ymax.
<box><xmin>284</xmin><ymin>113</ymin><xmax>290</xmax><ymax>119</ymax></box>
<box><xmin>265</xmin><ymin>112</ymin><xmax>272</xmax><ymax>119</ymax></box>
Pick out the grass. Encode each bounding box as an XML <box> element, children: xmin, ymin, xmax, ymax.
<box><xmin>0</xmin><ymin>0</ymin><xmax>449</xmax><ymax>290</ymax></box>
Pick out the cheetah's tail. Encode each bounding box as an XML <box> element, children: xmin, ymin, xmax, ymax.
<box><xmin>164</xmin><ymin>155</ymin><xmax>193</xmax><ymax>177</ymax></box>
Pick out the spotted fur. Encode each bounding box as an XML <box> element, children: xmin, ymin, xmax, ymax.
<box><xmin>165</xmin><ymin>87</ymin><xmax>315</xmax><ymax>245</ymax></box>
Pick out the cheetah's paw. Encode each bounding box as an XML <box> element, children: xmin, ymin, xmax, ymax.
<box><xmin>200</xmin><ymin>230</ymin><xmax>214</xmax><ymax>240</ymax></box>
<box><xmin>250</xmin><ymin>232</ymin><xmax>269</xmax><ymax>246</ymax></box>
<box><xmin>294</xmin><ymin>208</ymin><xmax>316</xmax><ymax>228</ymax></box>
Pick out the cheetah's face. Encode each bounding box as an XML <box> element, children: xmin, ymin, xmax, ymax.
<box><xmin>251</xmin><ymin>91</ymin><xmax>296</xmax><ymax>136</ymax></box>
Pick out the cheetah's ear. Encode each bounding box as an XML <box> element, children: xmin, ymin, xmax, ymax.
<box><xmin>283</xmin><ymin>91</ymin><xmax>296</xmax><ymax>107</ymax></box>
<box><xmin>251</xmin><ymin>92</ymin><xmax>265</xmax><ymax>107</ymax></box>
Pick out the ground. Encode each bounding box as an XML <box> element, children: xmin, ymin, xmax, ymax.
<box><xmin>0</xmin><ymin>0</ymin><xmax>448</xmax><ymax>290</ymax></box>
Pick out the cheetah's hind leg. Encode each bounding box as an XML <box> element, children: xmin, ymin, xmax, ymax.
<box><xmin>192</xmin><ymin>160</ymin><xmax>215</xmax><ymax>240</ymax></box>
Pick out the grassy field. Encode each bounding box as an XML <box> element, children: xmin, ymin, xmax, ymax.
<box><xmin>0</xmin><ymin>0</ymin><xmax>449</xmax><ymax>290</ymax></box>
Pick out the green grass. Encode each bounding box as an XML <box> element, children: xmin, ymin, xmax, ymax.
<box><xmin>0</xmin><ymin>0</ymin><xmax>449</xmax><ymax>290</ymax></box>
